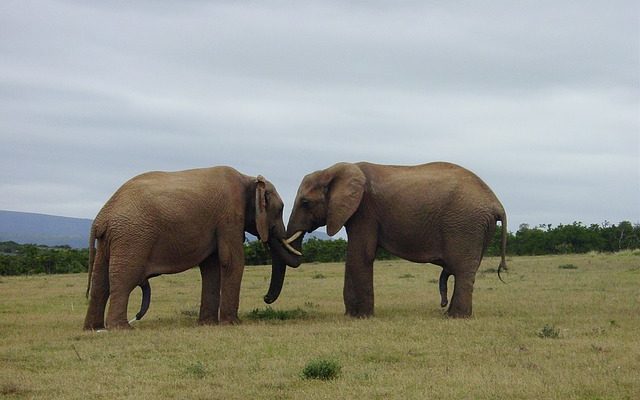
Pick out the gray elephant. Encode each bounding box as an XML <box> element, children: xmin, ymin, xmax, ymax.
<box><xmin>274</xmin><ymin>162</ymin><xmax>507</xmax><ymax>318</ymax></box>
<box><xmin>83</xmin><ymin>166</ymin><xmax>301</xmax><ymax>330</ymax></box>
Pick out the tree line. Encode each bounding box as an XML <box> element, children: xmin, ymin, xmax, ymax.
<box><xmin>1</xmin><ymin>221</ymin><xmax>638</xmax><ymax>275</ymax></box>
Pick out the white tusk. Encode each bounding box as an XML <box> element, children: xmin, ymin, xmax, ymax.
<box><xmin>281</xmin><ymin>239</ymin><xmax>303</xmax><ymax>256</ymax></box>
<box><xmin>284</xmin><ymin>230</ymin><xmax>303</xmax><ymax>244</ymax></box>
<box><xmin>129</xmin><ymin>318</ymin><xmax>138</xmax><ymax>325</ymax></box>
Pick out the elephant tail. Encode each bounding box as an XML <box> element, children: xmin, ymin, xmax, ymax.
<box><xmin>85</xmin><ymin>223</ymin><xmax>97</xmax><ymax>298</ymax></box>
<box><xmin>85</xmin><ymin>217</ymin><xmax>107</xmax><ymax>298</ymax></box>
<box><xmin>497</xmin><ymin>211</ymin><xmax>508</xmax><ymax>283</ymax></box>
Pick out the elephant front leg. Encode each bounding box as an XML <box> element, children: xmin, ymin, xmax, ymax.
<box><xmin>447</xmin><ymin>271</ymin><xmax>476</xmax><ymax>318</ymax></box>
<box><xmin>218</xmin><ymin>239</ymin><xmax>245</xmax><ymax>325</ymax></box>
<box><xmin>198</xmin><ymin>254</ymin><xmax>220</xmax><ymax>325</ymax></box>
<box><xmin>343</xmin><ymin>229</ymin><xmax>377</xmax><ymax>318</ymax></box>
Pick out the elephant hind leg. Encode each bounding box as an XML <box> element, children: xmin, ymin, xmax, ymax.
<box><xmin>105</xmin><ymin>259</ymin><xmax>145</xmax><ymax>330</ymax></box>
<box><xmin>447</xmin><ymin>269</ymin><xmax>478</xmax><ymax>318</ymax></box>
<box><xmin>84</xmin><ymin>247</ymin><xmax>109</xmax><ymax>330</ymax></box>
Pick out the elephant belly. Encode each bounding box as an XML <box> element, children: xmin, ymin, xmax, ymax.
<box><xmin>376</xmin><ymin>213</ymin><xmax>446</xmax><ymax>264</ymax></box>
<box><xmin>147</xmin><ymin>233</ymin><xmax>217</xmax><ymax>275</ymax></box>
<box><xmin>378</xmin><ymin>231</ymin><xmax>443</xmax><ymax>264</ymax></box>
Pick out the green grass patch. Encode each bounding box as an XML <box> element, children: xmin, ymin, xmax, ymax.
<box><xmin>537</xmin><ymin>324</ymin><xmax>560</xmax><ymax>339</ymax></box>
<box><xmin>184</xmin><ymin>361</ymin><xmax>207</xmax><ymax>379</ymax></box>
<box><xmin>301</xmin><ymin>358</ymin><xmax>341</xmax><ymax>380</ymax></box>
<box><xmin>244</xmin><ymin>306</ymin><xmax>308</xmax><ymax>321</ymax></box>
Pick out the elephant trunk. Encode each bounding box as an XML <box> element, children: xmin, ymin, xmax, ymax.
<box><xmin>263</xmin><ymin>236</ymin><xmax>301</xmax><ymax>304</ymax></box>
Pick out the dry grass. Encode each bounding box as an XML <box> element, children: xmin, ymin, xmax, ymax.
<box><xmin>1</xmin><ymin>253</ymin><xmax>639</xmax><ymax>399</ymax></box>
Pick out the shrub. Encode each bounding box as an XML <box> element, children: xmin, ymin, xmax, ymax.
<box><xmin>185</xmin><ymin>361</ymin><xmax>207</xmax><ymax>379</ymax></box>
<box><xmin>245</xmin><ymin>306</ymin><xmax>308</xmax><ymax>321</ymax></box>
<box><xmin>537</xmin><ymin>324</ymin><xmax>560</xmax><ymax>339</ymax></box>
<box><xmin>301</xmin><ymin>358</ymin><xmax>341</xmax><ymax>380</ymax></box>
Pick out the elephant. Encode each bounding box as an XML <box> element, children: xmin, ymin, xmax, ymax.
<box><xmin>83</xmin><ymin>166</ymin><xmax>301</xmax><ymax>330</ymax></box>
<box><xmin>278</xmin><ymin>161</ymin><xmax>507</xmax><ymax>318</ymax></box>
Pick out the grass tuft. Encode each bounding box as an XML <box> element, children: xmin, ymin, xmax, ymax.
<box><xmin>558</xmin><ymin>264</ymin><xmax>578</xmax><ymax>270</ymax></box>
<box><xmin>537</xmin><ymin>324</ymin><xmax>560</xmax><ymax>339</ymax></box>
<box><xmin>245</xmin><ymin>306</ymin><xmax>308</xmax><ymax>321</ymax></box>
<box><xmin>398</xmin><ymin>273</ymin><xmax>415</xmax><ymax>279</ymax></box>
<box><xmin>301</xmin><ymin>358</ymin><xmax>341</xmax><ymax>380</ymax></box>
<box><xmin>312</xmin><ymin>273</ymin><xmax>327</xmax><ymax>279</ymax></box>
<box><xmin>184</xmin><ymin>361</ymin><xmax>207</xmax><ymax>379</ymax></box>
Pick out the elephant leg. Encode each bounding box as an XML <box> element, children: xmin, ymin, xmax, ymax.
<box><xmin>198</xmin><ymin>254</ymin><xmax>220</xmax><ymax>325</ymax></box>
<box><xmin>218</xmin><ymin>238</ymin><xmax>245</xmax><ymax>325</ymax></box>
<box><xmin>83</xmin><ymin>247</ymin><xmax>109</xmax><ymax>330</ymax></box>
<box><xmin>105</xmin><ymin>260</ymin><xmax>143</xmax><ymax>329</ymax></box>
<box><xmin>447</xmin><ymin>270</ymin><xmax>477</xmax><ymax>318</ymax></box>
<box><xmin>344</xmin><ymin>226</ymin><xmax>377</xmax><ymax>318</ymax></box>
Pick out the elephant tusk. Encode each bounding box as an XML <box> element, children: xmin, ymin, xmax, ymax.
<box><xmin>129</xmin><ymin>317</ymin><xmax>138</xmax><ymax>325</ymax></box>
<box><xmin>281</xmin><ymin>239</ymin><xmax>303</xmax><ymax>256</ymax></box>
<box><xmin>284</xmin><ymin>230</ymin><xmax>303</xmax><ymax>244</ymax></box>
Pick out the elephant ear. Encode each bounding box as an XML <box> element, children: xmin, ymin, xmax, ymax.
<box><xmin>255</xmin><ymin>175</ymin><xmax>269</xmax><ymax>243</ymax></box>
<box><xmin>326</xmin><ymin>163</ymin><xmax>366</xmax><ymax>236</ymax></box>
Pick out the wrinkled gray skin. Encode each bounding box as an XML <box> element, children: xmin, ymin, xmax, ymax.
<box><xmin>280</xmin><ymin>162</ymin><xmax>507</xmax><ymax>318</ymax></box>
<box><xmin>83</xmin><ymin>167</ymin><xmax>300</xmax><ymax>330</ymax></box>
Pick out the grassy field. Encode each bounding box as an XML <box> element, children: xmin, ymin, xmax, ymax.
<box><xmin>1</xmin><ymin>253</ymin><xmax>639</xmax><ymax>399</ymax></box>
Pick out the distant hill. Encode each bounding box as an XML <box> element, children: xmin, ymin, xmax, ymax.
<box><xmin>0</xmin><ymin>210</ymin><xmax>92</xmax><ymax>249</ymax></box>
<box><xmin>0</xmin><ymin>210</ymin><xmax>335</xmax><ymax>249</ymax></box>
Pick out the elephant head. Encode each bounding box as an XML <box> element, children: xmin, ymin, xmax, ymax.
<box><xmin>251</xmin><ymin>176</ymin><xmax>302</xmax><ymax>304</ymax></box>
<box><xmin>267</xmin><ymin>163</ymin><xmax>366</xmax><ymax>303</ymax></box>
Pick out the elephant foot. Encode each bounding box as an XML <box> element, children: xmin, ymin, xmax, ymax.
<box><xmin>346</xmin><ymin>312</ymin><xmax>373</xmax><ymax>319</ymax></box>
<box><xmin>446</xmin><ymin>306</ymin><xmax>472</xmax><ymax>318</ymax></box>
<box><xmin>219</xmin><ymin>317</ymin><xmax>241</xmax><ymax>326</ymax></box>
<box><xmin>83</xmin><ymin>322</ymin><xmax>105</xmax><ymax>331</ymax></box>
<box><xmin>198</xmin><ymin>317</ymin><xmax>219</xmax><ymax>326</ymax></box>
<box><xmin>345</xmin><ymin>304</ymin><xmax>374</xmax><ymax>318</ymax></box>
<box><xmin>106</xmin><ymin>320</ymin><xmax>133</xmax><ymax>330</ymax></box>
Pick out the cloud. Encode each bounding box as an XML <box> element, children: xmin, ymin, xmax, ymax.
<box><xmin>0</xmin><ymin>0</ymin><xmax>638</xmax><ymax>230</ymax></box>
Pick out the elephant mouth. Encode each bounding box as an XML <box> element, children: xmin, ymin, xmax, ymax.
<box><xmin>283</xmin><ymin>230</ymin><xmax>305</xmax><ymax>257</ymax></box>
<box><xmin>281</xmin><ymin>230</ymin><xmax>303</xmax><ymax>256</ymax></box>
<box><xmin>269</xmin><ymin>236</ymin><xmax>301</xmax><ymax>268</ymax></box>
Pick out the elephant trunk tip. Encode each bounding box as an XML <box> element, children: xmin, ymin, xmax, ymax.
<box><xmin>263</xmin><ymin>294</ymin><xmax>277</xmax><ymax>304</ymax></box>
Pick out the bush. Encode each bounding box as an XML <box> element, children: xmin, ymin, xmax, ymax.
<box><xmin>184</xmin><ymin>362</ymin><xmax>207</xmax><ymax>379</ymax></box>
<box><xmin>245</xmin><ymin>307</ymin><xmax>308</xmax><ymax>321</ymax></box>
<box><xmin>301</xmin><ymin>358</ymin><xmax>341</xmax><ymax>380</ymax></box>
<box><xmin>537</xmin><ymin>324</ymin><xmax>560</xmax><ymax>339</ymax></box>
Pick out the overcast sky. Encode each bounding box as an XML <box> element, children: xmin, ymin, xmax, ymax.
<box><xmin>1</xmin><ymin>1</ymin><xmax>638</xmax><ymax>233</ymax></box>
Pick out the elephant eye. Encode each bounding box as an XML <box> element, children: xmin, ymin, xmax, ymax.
<box><xmin>300</xmin><ymin>198</ymin><xmax>310</xmax><ymax>208</ymax></box>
